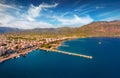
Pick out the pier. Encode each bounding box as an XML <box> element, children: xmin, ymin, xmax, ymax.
<box><xmin>40</xmin><ymin>48</ymin><xmax>93</xmax><ymax>59</ymax></box>
<box><xmin>0</xmin><ymin>47</ymin><xmax>93</xmax><ymax>63</ymax></box>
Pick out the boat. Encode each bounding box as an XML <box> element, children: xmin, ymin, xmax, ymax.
<box><xmin>21</xmin><ymin>53</ymin><xmax>27</xmax><ymax>57</ymax></box>
<box><xmin>15</xmin><ymin>55</ymin><xmax>20</xmax><ymax>58</ymax></box>
<box><xmin>98</xmin><ymin>42</ymin><xmax>102</xmax><ymax>44</ymax></box>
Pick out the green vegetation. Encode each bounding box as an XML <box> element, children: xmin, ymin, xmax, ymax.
<box><xmin>41</xmin><ymin>44</ymin><xmax>52</xmax><ymax>49</ymax></box>
<box><xmin>1</xmin><ymin>21</ymin><xmax>120</xmax><ymax>39</ymax></box>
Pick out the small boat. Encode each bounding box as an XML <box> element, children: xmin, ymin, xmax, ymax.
<box><xmin>47</xmin><ymin>50</ymin><xmax>49</xmax><ymax>52</ymax></box>
<box><xmin>98</xmin><ymin>42</ymin><xmax>102</xmax><ymax>44</ymax></box>
<box><xmin>15</xmin><ymin>55</ymin><xmax>20</xmax><ymax>58</ymax></box>
<box><xmin>21</xmin><ymin>53</ymin><xmax>27</xmax><ymax>57</ymax></box>
<box><xmin>12</xmin><ymin>57</ymin><xmax>14</xmax><ymax>59</ymax></box>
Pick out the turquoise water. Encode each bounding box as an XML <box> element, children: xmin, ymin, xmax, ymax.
<box><xmin>0</xmin><ymin>38</ymin><xmax>120</xmax><ymax>78</ymax></box>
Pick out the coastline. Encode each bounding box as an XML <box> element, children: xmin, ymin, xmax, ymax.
<box><xmin>0</xmin><ymin>37</ymin><xmax>78</xmax><ymax>63</ymax></box>
<box><xmin>2</xmin><ymin>36</ymin><xmax>108</xmax><ymax>63</ymax></box>
<box><xmin>0</xmin><ymin>47</ymin><xmax>38</xmax><ymax>63</ymax></box>
<box><xmin>0</xmin><ymin>37</ymin><xmax>97</xmax><ymax>63</ymax></box>
<box><xmin>38</xmin><ymin>37</ymin><xmax>93</xmax><ymax>59</ymax></box>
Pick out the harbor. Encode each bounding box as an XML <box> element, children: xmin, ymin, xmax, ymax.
<box><xmin>0</xmin><ymin>47</ymin><xmax>93</xmax><ymax>63</ymax></box>
<box><xmin>0</xmin><ymin>37</ymin><xmax>93</xmax><ymax>63</ymax></box>
<box><xmin>0</xmin><ymin>48</ymin><xmax>37</xmax><ymax>63</ymax></box>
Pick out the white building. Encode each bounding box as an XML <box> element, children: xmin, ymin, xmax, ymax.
<box><xmin>0</xmin><ymin>46</ymin><xmax>6</xmax><ymax>56</ymax></box>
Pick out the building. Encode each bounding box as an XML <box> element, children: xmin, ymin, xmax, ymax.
<box><xmin>0</xmin><ymin>46</ymin><xmax>6</xmax><ymax>56</ymax></box>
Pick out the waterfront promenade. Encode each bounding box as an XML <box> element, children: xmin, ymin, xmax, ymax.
<box><xmin>0</xmin><ymin>48</ymin><xmax>37</xmax><ymax>63</ymax></box>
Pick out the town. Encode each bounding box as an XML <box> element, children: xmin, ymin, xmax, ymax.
<box><xmin>0</xmin><ymin>33</ymin><xmax>79</xmax><ymax>62</ymax></box>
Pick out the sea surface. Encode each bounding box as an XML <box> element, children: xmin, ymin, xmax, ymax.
<box><xmin>0</xmin><ymin>37</ymin><xmax>120</xmax><ymax>78</ymax></box>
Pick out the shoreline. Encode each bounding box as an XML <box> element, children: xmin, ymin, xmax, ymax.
<box><xmin>0</xmin><ymin>37</ymin><xmax>78</xmax><ymax>63</ymax></box>
<box><xmin>2</xmin><ymin>36</ymin><xmax>112</xmax><ymax>63</ymax></box>
<box><xmin>38</xmin><ymin>37</ymin><xmax>92</xmax><ymax>59</ymax></box>
<box><xmin>2</xmin><ymin>36</ymin><xmax>115</xmax><ymax>63</ymax></box>
<box><xmin>0</xmin><ymin>36</ymin><xmax>96</xmax><ymax>63</ymax></box>
<box><xmin>0</xmin><ymin>47</ymin><xmax>38</xmax><ymax>63</ymax></box>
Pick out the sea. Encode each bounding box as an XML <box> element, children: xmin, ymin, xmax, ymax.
<box><xmin>0</xmin><ymin>37</ymin><xmax>120</xmax><ymax>78</ymax></box>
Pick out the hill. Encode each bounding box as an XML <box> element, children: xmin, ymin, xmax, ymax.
<box><xmin>0</xmin><ymin>20</ymin><xmax>120</xmax><ymax>37</ymax></box>
<box><xmin>0</xmin><ymin>27</ymin><xmax>21</xmax><ymax>33</ymax></box>
<box><xmin>78</xmin><ymin>21</ymin><xmax>120</xmax><ymax>37</ymax></box>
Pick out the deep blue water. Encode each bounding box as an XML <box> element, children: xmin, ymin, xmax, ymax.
<box><xmin>0</xmin><ymin>37</ymin><xmax>120</xmax><ymax>78</ymax></box>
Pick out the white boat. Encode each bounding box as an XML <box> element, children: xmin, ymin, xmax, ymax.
<box><xmin>98</xmin><ymin>42</ymin><xmax>102</xmax><ymax>44</ymax></box>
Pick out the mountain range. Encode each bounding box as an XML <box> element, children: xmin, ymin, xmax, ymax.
<box><xmin>0</xmin><ymin>20</ymin><xmax>120</xmax><ymax>37</ymax></box>
<box><xmin>0</xmin><ymin>27</ymin><xmax>20</xmax><ymax>33</ymax></box>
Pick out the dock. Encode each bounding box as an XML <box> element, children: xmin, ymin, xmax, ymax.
<box><xmin>0</xmin><ymin>47</ymin><xmax>93</xmax><ymax>63</ymax></box>
<box><xmin>40</xmin><ymin>48</ymin><xmax>93</xmax><ymax>59</ymax></box>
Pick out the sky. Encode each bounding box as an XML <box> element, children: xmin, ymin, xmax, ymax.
<box><xmin>0</xmin><ymin>0</ymin><xmax>120</xmax><ymax>29</ymax></box>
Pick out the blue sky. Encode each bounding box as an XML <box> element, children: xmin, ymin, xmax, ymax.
<box><xmin>0</xmin><ymin>0</ymin><xmax>120</xmax><ymax>29</ymax></box>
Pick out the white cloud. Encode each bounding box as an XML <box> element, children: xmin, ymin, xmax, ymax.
<box><xmin>96</xmin><ymin>9</ymin><xmax>120</xmax><ymax>21</ymax></box>
<box><xmin>74</xmin><ymin>3</ymin><xmax>93</xmax><ymax>12</ymax></box>
<box><xmin>0</xmin><ymin>2</ymin><xmax>20</xmax><ymax>25</ymax></box>
<box><xmin>97</xmin><ymin>9</ymin><xmax>120</xmax><ymax>17</ymax></box>
<box><xmin>3</xmin><ymin>21</ymin><xmax>53</xmax><ymax>29</ymax></box>
<box><xmin>0</xmin><ymin>3</ymin><xmax>16</xmax><ymax>10</ymax></box>
<box><xmin>53</xmin><ymin>15</ymin><xmax>93</xmax><ymax>26</ymax></box>
<box><xmin>25</xmin><ymin>3</ymin><xmax>58</xmax><ymax>21</ymax></box>
<box><xmin>0</xmin><ymin>2</ymin><xmax>93</xmax><ymax>29</ymax></box>
<box><xmin>0</xmin><ymin>13</ymin><xmax>15</xmax><ymax>24</ymax></box>
<box><xmin>74</xmin><ymin>6</ymin><xmax>97</xmax><ymax>16</ymax></box>
<box><xmin>0</xmin><ymin>2</ymin><xmax>58</xmax><ymax>29</ymax></box>
<box><xmin>95</xmin><ymin>6</ymin><xmax>104</xmax><ymax>9</ymax></box>
<box><xmin>100</xmin><ymin>15</ymin><xmax>120</xmax><ymax>21</ymax></box>
<box><xmin>61</xmin><ymin>12</ymin><xmax>70</xmax><ymax>17</ymax></box>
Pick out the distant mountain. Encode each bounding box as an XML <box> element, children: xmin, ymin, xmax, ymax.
<box><xmin>0</xmin><ymin>20</ymin><xmax>120</xmax><ymax>37</ymax></box>
<box><xmin>29</xmin><ymin>21</ymin><xmax>120</xmax><ymax>37</ymax></box>
<box><xmin>78</xmin><ymin>21</ymin><xmax>120</xmax><ymax>37</ymax></box>
<box><xmin>0</xmin><ymin>27</ymin><xmax>21</xmax><ymax>33</ymax></box>
<box><xmin>31</xmin><ymin>27</ymin><xmax>77</xmax><ymax>33</ymax></box>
